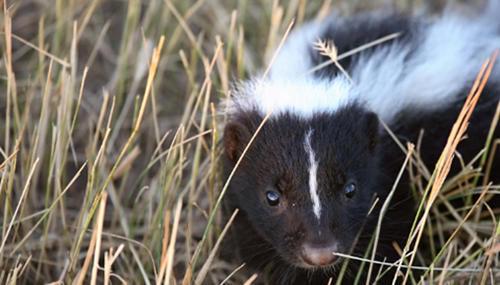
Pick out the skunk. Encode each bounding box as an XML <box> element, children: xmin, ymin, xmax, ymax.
<box><xmin>222</xmin><ymin>3</ymin><xmax>500</xmax><ymax>285</ymax></box>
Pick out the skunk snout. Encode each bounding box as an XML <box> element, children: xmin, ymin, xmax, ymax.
<box><xmin>300</xmin><ymin>242</ymin><xmax>339</xmax><ymax>267</ymax></box>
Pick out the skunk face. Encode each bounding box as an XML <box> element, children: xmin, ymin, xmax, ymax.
<box><xmin>224</xmin><ymin>104</ymin><xmax>380</xmax><ymax>269</ymax></box>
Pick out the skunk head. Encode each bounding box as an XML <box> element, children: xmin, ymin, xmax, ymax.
<box><xmin>223</xmin><ymin>103</ymin><xmax>380</xmax><ymax>268</ymax></box>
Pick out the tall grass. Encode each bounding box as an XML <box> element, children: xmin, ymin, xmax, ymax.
<box><xmin>0</xmin><ymin>0</ymin><xmax>498</xmax><ymax>284</ymax></box>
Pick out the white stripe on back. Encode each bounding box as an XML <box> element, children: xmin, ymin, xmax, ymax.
<box><xmin>228</xmin><ymin>8</ymin><xmax>500</xmax><ymax>124</ymax></box>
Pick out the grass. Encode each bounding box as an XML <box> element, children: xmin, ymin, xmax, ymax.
<box><xmin>0</xmin><ymin>0</ymin><xmax>499</xmax><ymax>284</ymax></box>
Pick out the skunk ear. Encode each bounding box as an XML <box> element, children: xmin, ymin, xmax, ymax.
<box><xmin>364</xmin><ymin>112</ymin><xmax>379</xmax><ymax>151</ymax></box>
<box><xmin>224</xmin><ymin>122</ymin><xmax>252</xmax><ymax>164</ymax></box>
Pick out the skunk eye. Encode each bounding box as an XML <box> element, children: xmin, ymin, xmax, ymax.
<box><xmin>344</xmin><ymin>183</ymin><xmax>356</xmax><ymax>198</ymax></box>
<box><xmin>266</xmin><ymin>191</ymin><xmax>280</xmax><ymax>206</ymax></box>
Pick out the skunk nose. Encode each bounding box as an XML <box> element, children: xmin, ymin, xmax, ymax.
<box><xmin>301</xmin><ymin>242</ymin><xmax>339</xmax><ymax>266</ymax></box>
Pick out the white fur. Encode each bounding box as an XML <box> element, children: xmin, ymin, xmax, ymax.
<box><xmin>229</xmin><ymin>6</ymin><xmax>500</xmax><ymax>124</ymax></box>
<box><xmin>268</xmin><ymin>19</ymin><xmax>328</xmax><ymax>78</ymax></box>
<box><xmin>353</xmin><ymin>10</ymin><xmax>500</xmax><ymax>122</ymax></box>
<box><xmin>304</xmin><ymin>129</ymin><xmax>321</xmax><ymax>220</ymax></box>
<box><xmin>231</xmin><ymin>77</ymin><xmax>356</xmax><ymax>118</ymax></box>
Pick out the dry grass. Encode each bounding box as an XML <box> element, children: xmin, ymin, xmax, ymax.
<box><xmin>0</xmin><ymin>0</ymin><xmax>499</xmax><ymax>284</ymax></box>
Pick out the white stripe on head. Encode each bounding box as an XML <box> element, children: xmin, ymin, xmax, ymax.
<box><xmin>304</xmin><ymin>128</ymin><xmax>321</xmax><ymax>220</ymax></box>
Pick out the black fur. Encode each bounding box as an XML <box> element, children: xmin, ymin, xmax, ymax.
<box><xmin>310</xmin><ymin>13</ymin><xmax>419</xmax><ymax>80</ymax></box>
<box><xmin>223</xmin><ymin>104</ymin><xmax>416</xmax><ymax>284</ymax></box>
<box><xmin>222</xmin><ymin>9</ymin><xmax>500</xmax><ymax>285</ymax></box>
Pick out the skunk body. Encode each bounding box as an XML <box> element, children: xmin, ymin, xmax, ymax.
<box><xmin>223</xmin><ymin>4</ymin><xmax>500</xmax><ymax>285</ymax></box>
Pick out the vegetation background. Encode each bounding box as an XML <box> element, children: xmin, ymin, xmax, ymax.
<box><xmin>0</xmin><ymin>0</ymin><xmax>498</xmax><ymax>284</ymax></box>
